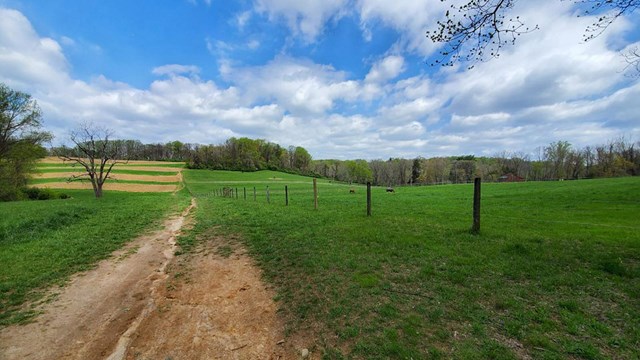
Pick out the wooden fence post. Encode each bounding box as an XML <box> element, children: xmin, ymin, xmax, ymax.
<box><xmin>266</xmin><ymin>186</ymin><xmax>270</xmax><ymax>204</ymax></box>
<box><xmin>244</xmin><ymin>187</ymin><xmax>246</xmax><ymax>200</ymax></box>
<box><xmin>253</xmin><ymin>187</ymin><xmax>256</xmax><ymax>201</ymax></box>
<box><xmin>313</xmin><ymin>178</ymin><xmax>318</xmax><ymax>210</ymax></box>
<box><xmin>285</xmin><ymin>185</ymin><xmax>289</xmax><ymax>206</ymax></box>
<box><xmin>236</xmin><ymin>188</ymin><xmax>238</xmax><ymax>199</ymax></box>
<box><xmin>472</xmin><ymin>177</ymin><xmax>481</xmax><ymax>234</ymax></box>
<box><xmin>366</xmin><ymin>182</ymin><xmax>372</xmax><ymax>217</ymax></box>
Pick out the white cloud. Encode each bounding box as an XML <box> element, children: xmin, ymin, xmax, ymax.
<box><xmin>0</xmin><ymin>8</ymin><xmax>69</xmax><ymax>90</ymax></box>
<box><xmin>379</xmin><ymin>121</ymin><xmax>425</xmax><ymax>141</ymax></box>
<box><xmin>365</xmin><ymin>55</ymin><xmax>405</xmax><ymax>83</ymax></box>
<box><xmin>235</xmin><ymin>11</ymin><xmax>252</xmax><ymax>30</ymax></box>
<box><xmin>151</xmin><ymin>64</ymin><xmax>200</xmax><ymax>77</ymax></box>
<box><xmin>254</xmin><ymin>0</ymin><xmax>349</xmax><ymax>42</ymax></box>
<box><xmin>224</xmin><ymin>56</ymin><xmax>360</xmax><ymax>115</ymax></box>
<box><xmin>247</xmin><ymin>39</ymin><xmax>260</xmax><ymax>49</ymax></box>
<box><xmin>378</xmin><ymin>97</ymin><xmax>441</xmax><ymax>125</ymax></box>
<box><xmin>450</xmin><ymin>113</ymin><xmax>511</xmax><ymax>128</ymax></box>
<box><xmin>0</xmin><ymin>5</ymin><xmax>638</xmax><ymax>160</ymax></box>
<box><xmin>356</xmin><ymin>0</ymin><xmax>450</xmax><ymax>56</ymax></box>
<box><xmin>59</xmin><ymin>36</ymin><xmax>75</xmax><ymax>47</ymax></box>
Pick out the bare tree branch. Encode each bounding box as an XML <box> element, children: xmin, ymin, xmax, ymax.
<box><xmin>623</xmin><ymin>46</ymin><xmax>640</xmax><ymax>77</ymax></box>
<box><xmin>577</xmin><ymin>0</ymin><xmax>640</xmax><ymax>41</ymax></box>
<box><xmin>57</xmin><ymin>123</ymin><xmax>128</xmax><ymax>198</ymax></box>
<box><xmin>426</xmin><ymin>0</ymin><xmax>538</xmax><ymax>68</ymax></box>
<box><xmin>428</xmin><ymin>0</ymin><xmax>640</xmax><ymax>70</ymax></box>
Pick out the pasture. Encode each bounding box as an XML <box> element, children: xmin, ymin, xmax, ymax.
<box><xmin>182</xmin><ymin>170</ymin><xmax>640</xmax><ymax>359</ymax></box>
<box><xmin>0</xmin><ymin>159</ymin><xmax>190</xmax><ymax>326</ymax></box>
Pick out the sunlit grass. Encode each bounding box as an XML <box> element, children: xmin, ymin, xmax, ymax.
<box><xmin>182</xmin><ymin>170</ymin><xmax>640</xmax><ymax>359</ymax></box>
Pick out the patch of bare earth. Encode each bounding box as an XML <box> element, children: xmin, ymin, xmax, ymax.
<box><xmin>123</xmin><ymin>239</ymin><xmax>292</xmax><ymax>360</ymax></box>
<box><xmin>0</xmin><ymin>198</ymin><xmax>294</xmax><ymax>359</ymax></box>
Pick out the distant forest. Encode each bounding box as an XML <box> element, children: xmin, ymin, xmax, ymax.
<box><xmin>51</xmin><ymin>137</ymin><xmax>639</xmax><ymax>186</ymax></box>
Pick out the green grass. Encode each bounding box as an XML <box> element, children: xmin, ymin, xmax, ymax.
<box><xmin>0</xmin><ymin>189</ymin><xmax>190</xmax><ymax>326</ymax></box>
<box><xmin>33</xmin><ymin>168</ymin><xmax>179</xmax><ymax>176</ymax></box>
<box><xmin>36</xmin><ymin>162</ymin><xmax>185</xmax><ymax>169</ymax></box>
<box><xmin>29</xmin><ymin>178</ymin><xmax>180</xmax><ymax>186</ymax></box>
<box><xmin>181</xmin><ymin>170</ymin><xmax>640</xmax><ymax>359</ymax></box>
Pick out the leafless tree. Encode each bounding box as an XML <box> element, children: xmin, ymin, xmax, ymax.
<box><xmin>58</xmin><ymin>123</ymin><xmax>126</xmax><ymax>198</ymax></box>
<box><xmin>428</xmin><ymin>0</ymin><xmax>640</xmax><ymax>70</ymax></box>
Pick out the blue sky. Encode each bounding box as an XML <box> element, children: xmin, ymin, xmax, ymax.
<box><xmin>0</xmin><ymin>0</ymin><xmax>638</xmax><ymax>159</ymax></box>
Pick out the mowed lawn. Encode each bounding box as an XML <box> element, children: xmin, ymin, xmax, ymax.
<box><xmin>182</xmin><ymin>170</ymin><xmax>640</xmax><ymax>359</ymax></box>
<box><xmin>0</xmin><ymin>189</ymin><xmax>191</xmax><ymax>326</ymax></box>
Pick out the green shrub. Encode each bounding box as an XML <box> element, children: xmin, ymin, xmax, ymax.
<box><xmin>21</xmin><ymin>187</ymin><xmax>69</xmax><ymax>201</ymax></box>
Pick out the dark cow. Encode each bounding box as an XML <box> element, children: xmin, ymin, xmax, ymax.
<box><xmin>386</xmin><ymin>187</ymin><xmax>395</xmax><ymax>193</ymax></box>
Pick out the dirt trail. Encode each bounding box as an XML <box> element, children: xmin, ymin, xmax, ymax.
<box><xmin>0</xmin><ymin>198</ymin><xmax>293</xmax><ymax>359</ymax></box>
<box><xmin>122</xmin><ymin>240</ymin><xmax>288</xmax><ymax>359</ymax></box>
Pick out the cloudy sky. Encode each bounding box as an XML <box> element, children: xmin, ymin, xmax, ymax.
<box><xmin>0</xmin><ymin>0</ymin><xmax>638</xmax><ymax>159</ymax></box>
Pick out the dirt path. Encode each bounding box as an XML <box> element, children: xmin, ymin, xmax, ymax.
<box><xmin>0</xmin><ymin>199</ymin><xmax>292</xmax><ymax>359</ymax></box>
<box><xmin>122</xmin><ymin>239</ymin><xmax>288</xmax><ymax>360</ymax></box>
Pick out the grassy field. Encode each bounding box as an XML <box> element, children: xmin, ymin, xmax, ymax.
<box><xmin>182</xmin><ymin>170</ymin><xmax>640</xmax><ymax>359</ymax></box>
<box><xmin>1</xmin><ymin>158</ymin><xmax>190</xmax><ymax>326</ymax></box>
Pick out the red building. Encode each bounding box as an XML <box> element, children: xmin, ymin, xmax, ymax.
<box><xmin>498</xmin><ymin>173</ymin><xmax>525</xmax><ymax>182</ymax></box>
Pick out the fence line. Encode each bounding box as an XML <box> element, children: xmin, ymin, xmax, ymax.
<box><xmin>186</xmin><ymin>180</ymin><xmax>638</xmax><ymax>232</ymax></box>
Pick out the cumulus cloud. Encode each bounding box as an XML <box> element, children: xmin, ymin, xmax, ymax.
<box><xmin>356</xmin><ymin>0</ymin><xmax>450</xmax><ymax>56</ymax></box>
<box><xmin>365</xmin><ymin>55</ymin><xmax>405</xmax><ymax>83</ymax></box>
<box><xmin>441</xmin><ymin>1</ymin><xmax>629</xmax><ymax>115</ymax></box>
<box><xmin>253</xmin><ymin>0</ymin><xmax>349</xmax><ymax>42</ymax></box>
<box><xmin>0</xmin><ymin>4</ymin><xmax>638</xmax><ymax>160</ymax></box>
<box><xmin>223</xmin><ymin>56</ymin><xmax>360</xmax><ymax>115</ymax></box>
<box><xmin>0</xmin><ymin>8</ymin><xmax>70</xmax><ymax>90</ymax></box>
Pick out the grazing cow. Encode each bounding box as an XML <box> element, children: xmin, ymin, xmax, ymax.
<box><xmin>386</xmin><ymin>187</ymin><xmax>395</xmax><ymax>193</ymax></box>
<box><xmin>349</xmin><ymin>189</ymin><xmax>356</xmax><ymax>194</ymax></box>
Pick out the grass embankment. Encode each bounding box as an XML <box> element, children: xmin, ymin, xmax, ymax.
<box><xmin>0</xmin><ymin>188</ymin><xmax>191</xmax><ymax>326</ymax></box>
<box><xmin>182</xmin><ymin>170</ymin><xmax>640</xmax><ymax>359</ymax></box>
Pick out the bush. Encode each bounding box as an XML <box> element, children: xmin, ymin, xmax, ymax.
<box><xmin>21</xmin><ymin>187</ymin><xmax>69</xmax><ymax>201</ymax></box>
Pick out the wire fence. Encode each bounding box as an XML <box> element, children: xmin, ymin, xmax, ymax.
<box><xmin>186</xmin><ymin>178</ymin><xmax>640</xmax><ymax>233</ymax></box>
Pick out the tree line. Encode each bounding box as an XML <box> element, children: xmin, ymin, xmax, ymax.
<box><xmin>53</xmin><ymin>135</ymin><xmax>639</xmax><ymax>187</ymax></box>
<box><xmin>51</xmin><ymin>137</ymin><xmax>314</xmax><ymax>174</ymax></box>
<box><xmin>313</xmin><ymin>139</ymin><xmax>639</xmax><ymax>186</ymax></box>
<box><xmin>2</xmin><ymin>80</ymin><xmax>638</xmax><ymax>202</ymax></box>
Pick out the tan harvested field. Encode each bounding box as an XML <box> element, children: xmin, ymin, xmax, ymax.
<box><xmin>33</xmin><ymin>158</ymin><xmax>185</xmax><ymax>193</ymax></box>
<box><xmin>113</xmin><ymin>166</ymin><xmax>183</xmax><ymax>172</ymax></box>
<box><xmin>33</xmin><ymin>182</ymin><xmax>179</xmax><ymax>193</ymax></box>
<box><xmin>33</xmin><ymin>172</ymin><xmax>181</xmax><ymax>183</ymax></box>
